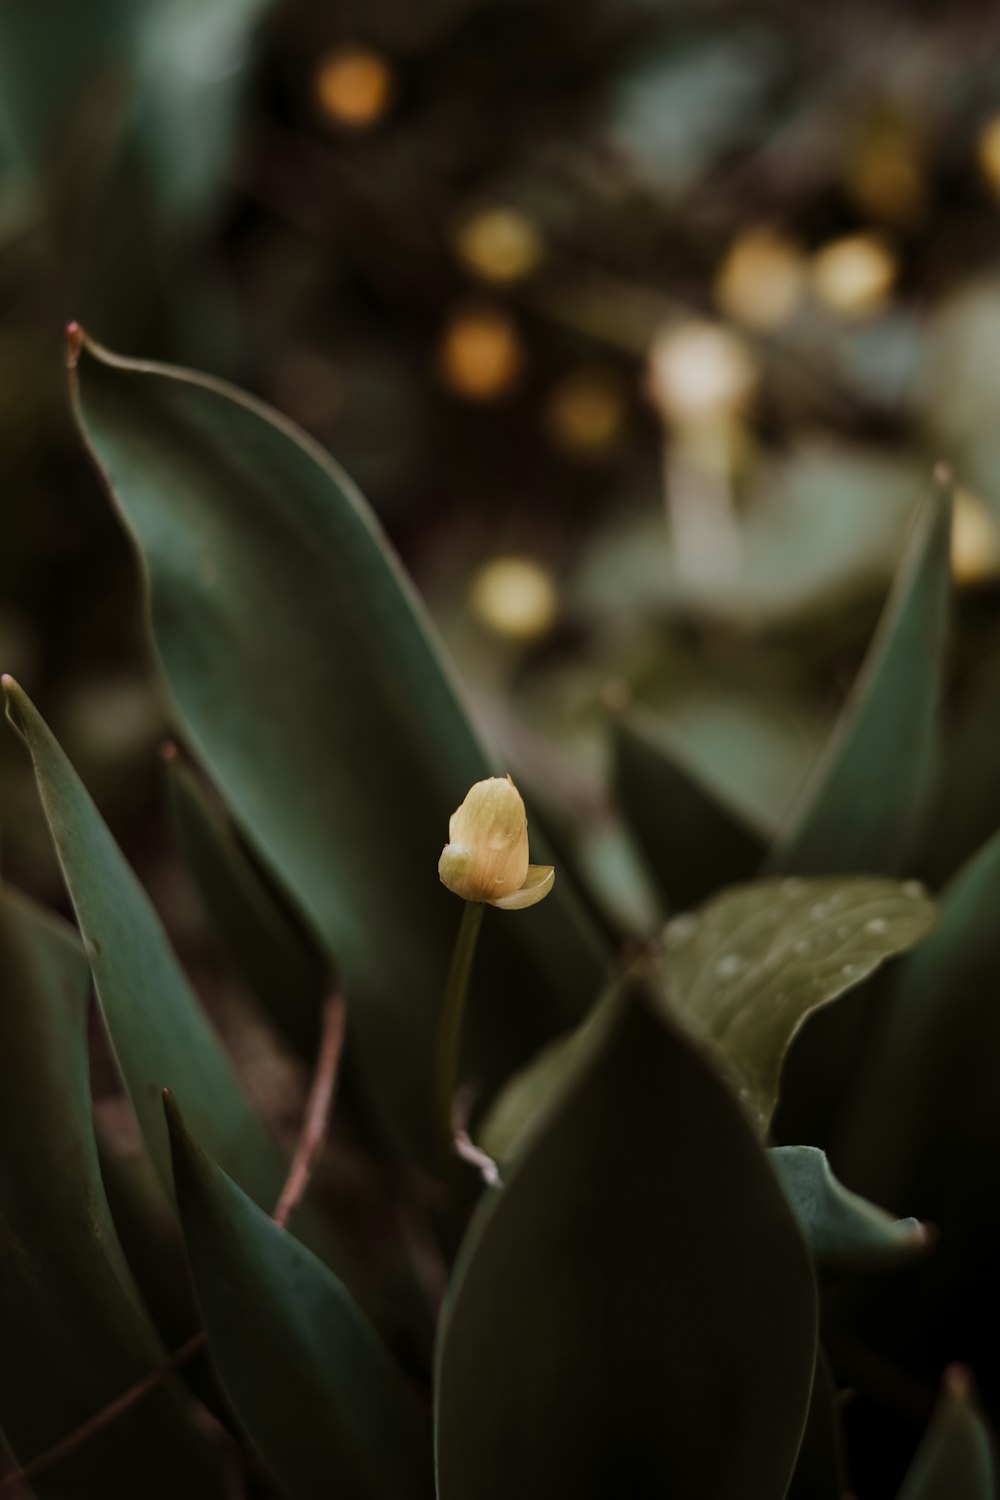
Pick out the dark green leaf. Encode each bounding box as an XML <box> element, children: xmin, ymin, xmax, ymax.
<box><xmin>436</xmin><ymin>981</ymin><xmax>817</xmax><ymax>1500</ymax></box>
<box><xmin>897</xmin><ymin>1368</ymin><xmax>996</xmax><ymax>1499</ymax></box>
<box><xmin>655</xmin><ymin>876</ymin><xmax>936</xmax><ymax>1133</ymax></box>
<box><xmin>2</xmin><ymin>679</ymin><xmax>344</xmax><ymax>1275</ymax></box>
<box><xmin>771</xmin><ymin>1146</ymin><xmax>926</xmax><ymax>1272</ymax></box>
<box><xmin>771</xmin><ymin>481</ymin><xmax>951</xmax><ymax>876</ymax></box>
<box><xmin>612</xmin><ymin>708</ymin><xmax>766</xmax><ymax>910</ymax></box>
<box><xmin>0</xmin><ymin>887</ymin><xmax>226</xmax><ymax>1498</ymax></box>
<box><xmin>165</xmin><ymin>1093</ymin><xmax>432</xmax><ymax>1500</ymax></box>
<box><xmin>838</xmin><ymin>826</ymin><xmax>1000</xmax><ymax>1208</ymax></box>
<box><xmin>167</xmin><ymin>754</ymin><xmax>325</xmax><ymax>1056</ymax></box>
<box><xmin>70</xmin><ymin>332</ymin><xmax>607</xmax><ymax>1161</ymax></box>
<box><xmin>785</xmin><ymin>1353</ymin><xmax>846</xmax><ymax>1500</ymax></box>
<box><xmin>476</xmin><ymin>1023</ymin><xmax>584</xmax><ymax>1168</ymax></box>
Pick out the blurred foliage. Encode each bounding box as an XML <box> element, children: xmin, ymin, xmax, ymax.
<box><xmin>3</xmin><ymin>2</ymin><xmax>1000</xmax><ymax>869</ymax></box>
<box><xmin>6</xmin><ymin>1</ymin><xmax>1000</xmax><ymax>1495</ymax></box>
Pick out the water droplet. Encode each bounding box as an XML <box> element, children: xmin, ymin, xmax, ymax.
<box><xmin>715</xmin><ymin>954</ymin><xmax>743</xmax><ymax>980</ymax></box>
<box><xmin>809</xmin><ymin>901</ymin><xmax>830</xmax><ymax>920</ymax></box>
<box><xmin>840</xmin><ymin>962</ymin><xmax>862</xmax><ymax>981</ymax></box>
<box><xmin>902</xmin><ymin>880</ymin><xmax>926</xmax><ymax>899</ymax></box>
<box><xmin>793</xmin><ymin>938</ymin><xmax>812</xmax><ymax>956</ymax></box>
<box><xmin>665</xmin><ymin>915</ymin><xmax>697</xmax><ymax>947</ymax></box>
<box><xmin>865</xmin><ymin>917</ymin><xmax>889</xmax><ymax>936</ymax></box>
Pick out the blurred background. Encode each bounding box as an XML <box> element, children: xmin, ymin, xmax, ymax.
<box><xmin>4</xmin><ymin>0</ymin><xmax>1000</xmax><ymax>922</ymax></box>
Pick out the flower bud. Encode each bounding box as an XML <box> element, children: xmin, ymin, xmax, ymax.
<box><xmin>439</xmin><ymin>775</ymin><xmax>555</xmax><ymax>909</ymax></box>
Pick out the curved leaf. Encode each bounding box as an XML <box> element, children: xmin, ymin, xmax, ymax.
<box><xmin>612</xmin><ymin>709</ymin><xmax>766</xmax><ymax>911</ymax></box>
<box><xmin>165</xmin><ymin>1093</ymin><xmax>432</xmax><ymax>1500</ymax></box>
<box><xmin>897</xmin><ymin>1367</ymin><xmax>996</xmax><ymax>1499</ymax></box>
<box><xmin>655</xmin><ymin>875</ymin><xmax>936</xmax><ymax>1132</ymax></box>
<box><xmin>771</xmin><ymin>1146</ymin><xmax>926</xmax><ymax>1272</ymax></box>
<box><xmin>786</xmin><ymin>1353</ymin><xmax>846</xmax><ymax>1500</ymax></box>
<box><xmin>2</xmin><ymin>679</ymin><xmax>344</xmax><ymax>1275</ymax></box>
<box><xmin>436</xmin><ymin>980</ymin><xmax>817</xmax><ymax>1500</ymax></box>
<box><xmin>476</xmin><ymin>1024</ymin><xmax>583</xmax><ymax>1168</ymax></box>
<box><xmin>167</xmin><ymin>753</ymin><xmax>325</xmax><ymax>1056</ymax></box>
<box><xmin>0</xmin><ymin>887</ymin><xmax>225</xmax><ymax>1498</ymax></box>
<box><xmin>839</xmin><ymin>826</ymin><xmax>1000</xmax><ymax>1207</ymax></box>
<box><xmin>69</xmin><ymin>331</ymin><xmax>607</xmax><ymax>1161</ymax></box>
<box><xmin>771</xmin><ymin>480</ymin><xmax>951</xmax><ymax>876</ymax></box>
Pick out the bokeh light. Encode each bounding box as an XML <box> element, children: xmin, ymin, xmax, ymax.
<box><xmin>315</xmin><ymin>45</ymin><xmax>394</xmax><ymax>129</ymax></box>
<box><xmin>811</xmin><ymin>233</ymin><xmax>898</xmax><ymax>320</ymax></box>
<box><xmin>453</xmin><ymin>207</ymin><xmax>543</xmax><ymax>285</ymax></box>
<box><xmin>544</xmin><ymin>369</ymin><xmax>626</xmax><ymax>459</ymax></box>
<box><xmin>647</xmin><ymin>322</ymin><xmax>757</xmax><ymax>424</ymax></box>
<box><xmin>469</xmin><ymin>556</ymin><xmax>558</xmax><ymax>641</ymax></box>
<box><xmin>714</xmin><ymin>229</ymin><xmax>805</xmax><ymax>332</ymax></box>
<box><xmin>439</xmin><ymin>307</ymin><xmax>524</xmax><ymax>401</ymax></box>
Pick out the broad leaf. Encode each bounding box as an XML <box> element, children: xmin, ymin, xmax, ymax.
<box><xmin>771</xmin><ymin>481</ymin><xmax>951</xmax><ymax>876</ymax></box>
<box><xmin>0</xmin><ymin>888</ymin><xmax>225</xmax><ymax>1498</ymax></box>
<box><xmin>612</xmin><ymin>709</ymin><xmax>766</xmax><ymax>911</ymax></box>
<box><xmin>165</xmin><ymin>1094</ymin><xmax>432</xmax><ymax>1500</ymax></box>
<box><xmin>167</xmin><ymin>754</ymin><xmax>325</xmax><ymax>1056</ymax></box>
<box><xmin>2</xmin><ymin>679</ymin><xmax>344</xmax><ymax>1276</ymax></box>
<box><xmin>69</xmin><ymin>331</ymin><xmax>607</xmax><ymax>1161</ymax></box>
<box><xmin>838</xmin><ymin>826</ymin><xmax>1000</xmax><ymax>1208</ymax></box>
<box><xmin>655</xmin><ymin>876</ymin><xmax>936</xmax><ymax>1132</ymax></box>
<box><xmin>476</xmin><ymin>1023</ymin><xmax>585</xmax><ymax>1168</ymax></box>
<box><xmin>436</xmin><ymin>981</ymin><xmax>817</xmax><ymax>1500</ymax></box>
<box><xmin>786</xmin><ymin>1354</ymin><xmax>845</xmax><ymax>1500</ymax></box>
<box><xmin>771</xmin><ymin>1146</ymin><xmax>926</xmax><ymax>1272</ymax></box>
<box><xmin>897</xmin><ymin>1368</ymin><xmax>996</xmax><ymax>1500</ymax></box>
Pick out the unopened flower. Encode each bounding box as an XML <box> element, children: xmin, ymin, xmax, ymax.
<box><xmin>439</xmin><ymin>775</ymin><xmax>554</xmax><ymax>909</ymax></box>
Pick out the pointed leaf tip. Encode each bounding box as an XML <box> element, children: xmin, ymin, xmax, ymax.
<box><xmin>67</xmin><ymin>321</ymin><xmax>85</xmax><ymax>367</ymax></box>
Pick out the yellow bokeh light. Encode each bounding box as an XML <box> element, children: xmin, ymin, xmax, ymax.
<box><xmin>647</xmin><ymin>320</ymin><xmax>757</xmax><ymax>424</ymax></box>
<box><xmin>545</xmin><ymin>369</ymin><xmax>626</xmax><ymax>459</ymax></box>
<box><xmin>315</xmin><ymin>45</ymin><xmax>394</xmax><ymax>130</ymax></box>
<box><xmin>440</xmin><ymin>307</ymin><xmax>523</xmax><ymax>401</ymax></box>
<box><xmin>978</xmin><ymin>114</ymin><xmax>1000</xmax><ymax>199</ymax></box>
<box><xmin>846</xmin><ymin>126</ymin><xmax>925</xmax><ymax>225</ymax></box>
<box><xmin>811</xmin><ymin>233</ymin><xmax>897</xmax><ymax>320</ymax></box>
<box><xmin>470</xmin><ymin>556</ymin><xmax>559</xmax><ymax>642</ymax></box>
<box><xmin>952</xmin><ymin>488</ymin><xmax>1000</xmax><ymax>586</ymax></box>
<box><xmin>454</xmin><ymin>207</ymin><xmax>543</xmax><ymax>285</ymax></box>
<box><xmin>714</xmin><ymin>229</ymin><xmax>805</xmax><ymax>331</ymax></box>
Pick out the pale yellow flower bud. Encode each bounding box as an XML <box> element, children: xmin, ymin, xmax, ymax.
<box><xmin>439</xmin><ymin>775</ymin><xmax>555</xmax><ymax>909</ymax></box>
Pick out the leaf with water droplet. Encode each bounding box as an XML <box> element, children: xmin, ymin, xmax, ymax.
<box><xmin>652</xmin><ymin>876</ymin><xmax>936</xmax><ymax>1133</ymax></box>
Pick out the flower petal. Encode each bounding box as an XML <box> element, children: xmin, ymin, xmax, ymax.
<box><xmin>492</xmin><ymin>864</ymin><xmax>555</xmax><ymax>910</ymax></box>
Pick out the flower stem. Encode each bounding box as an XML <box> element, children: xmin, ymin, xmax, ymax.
<box><xmin>436</xmin><ymin>900</ymin><xmax>485</xmax><ymax>1163</ymax></box>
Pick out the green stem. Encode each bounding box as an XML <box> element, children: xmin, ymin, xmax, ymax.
<box><xmin>436</xmin><ymin>900</ymin><xmax>485</xmax><ymax>1162</ymax></box>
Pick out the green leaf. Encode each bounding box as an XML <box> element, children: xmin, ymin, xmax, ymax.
<box><xmin>69</xmin><ymin>332</ymin><xmax>607</xmax><ymax>1161</ymax></box>
<box><xmin>2</xmin><ymin>678</ymin><xmax>344</xmax><ymax>1275</ymax></box>
<box><xmin>0</xmin><ymin>887</ymin><xmax>226</xmax><ymax>1498</ymax></box>
<box><xmin>436</xmin><ymin>981</ymin><xmax>817</xmax><ymax>1500</ymax></box>
<box><xmin>476</xmin><ymin>1024</ymin><xmax>584</xmax><ymax>1168</ymax></box>
<box><xmin>167</xmin><ymin>753</ymin><xmax>325</xmax><ymax>1056</ymax></box>
<box><xmin>164</xmin><ymin>1093</ymin><xmax>432</xmax><ymax>1500</ymax></box>
<box><xmin>770</xmin><ymin>1146</ymin><xmax>926</xmax><ymax>1272</ymax></box>
<box><xmin>655</xmin><ymin>876</ymin><xmax>936</xmax><ymax>1133</ymax></box>
<box><xmin>771</xmin><ymin>480</ymin><xmax>952</xmax><ymax>876</ymax></box>
<box><xmin>785</xmin><ymin>1353</ymin><xmax>846</xmax><ymax>1500</ymax></box>
<box><xmin>897</xmin><ymin>1368</ymin><xmax>997</xmax><ymax>1499</ymax></box>
<box><xmin>838</xmin><ymin>825</ymin><xmax>1000</xmax><ymax>1208</ymax></box>
<box><xmin>612</xmin><ymin>708</ymin><xmax>766</xmax><ymax>911</ymax></box>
